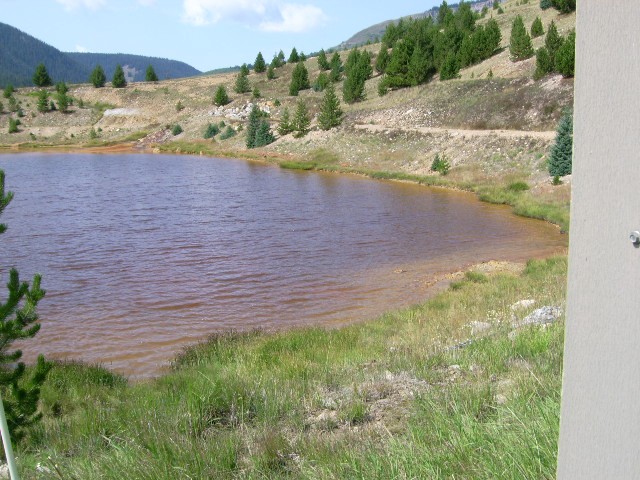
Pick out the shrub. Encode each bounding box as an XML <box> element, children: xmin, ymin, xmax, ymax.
<box><xmin>8</xmin><ymin>118</ymin><xmax>18</xmax><ymax>133</ymax></box>
<box><xmin>213</xmin><ymin>85</ymin><xmax>230</xmax><ymax>106</ymax></box>
<box><xmin>171</xmin><ymin>124</ymin><xmax>183</xmax><ymax>135</ymax></box>
<box><xmin>431</xmin><ymin>153</ymin><xmax>451</xmax><ymax>175</ymax></box>
<box><xmin>204</xmin><ymin>123</ymin><xmax>220</xmax><ymax>139</ymax></box>
<box><xmin>218</xmin><ymin>126</ymin><xmax>236</xmax><ymax>140</ymax></box>
<box><xmin>175</xmin><ymin>101</ymin><xmax>185</xmax><ymax>112</ymax></box>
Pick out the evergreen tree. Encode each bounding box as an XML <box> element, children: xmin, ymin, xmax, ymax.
<box><xmin>0</xmin><ymin>102</ymin><xmax>3</xmax><ymax>114</ymax></box>
<box><xmin>90</xmin><ymin>65</ymin><xmax>106</xmax><ymax>88</ymax></box>
<box><xmin>548</xmin><ymin>110</ymin><xmax>573</xmax><ymax>176</ymax></box>
<box><xmin>277</xmin><ymin>50</ymin><xmax>286</xmax><ymax>65</ymax></box>
<box><xmin>329</xmin><ymin>52</ymin><xmax>342</xmax><ymax>82</ymax></box>
<box><xmin>240</xmin><ymin>64</ymin><xmax>250</xmax><ymax>76</ymax></box>
<box><xmin>0</xmin><ymin>170</ymin><xmax>51</xmax><ymax>443</ymax></box>
<box><xmin>289</xmin><ymin>62</ymin><xmax>310</xmax><ymax>96</ymax></box>
<box><xmin>550</xmin><ymin>0</ymin><xmax>575</xmax><ymax>13</ymax></box>
<box><xmin>318</xmin><ymin>82</ymin><xmax>343</xmax><ymax>131</ymax></box>
<box><xmin>112</xmin><ymin>64</ymin><xmax>127</xmax><ymax>88</ymax></box>
<box><xmin>437</xmin><ymin>1</ymin><xmax>454</xmax><ymax>26</ymax></box>
<box><xmin>531</xmin><ymin>17</ymin><xmax>544</xmax><ymax>38</ymax></box>
<box><xmin>213</xmin><ymin>85</ymin><xmax>229</xmax><ymax>106</ymax></box>
<box><xmin>375</xmin><ymin>45</ymin><xmax>390</xmax><ymax>74</ymax></box>
<box><xmin>454</xmin><ymin>1</ymin><xmax>476</xmax><ymax>33</ymax></box>
<box><xmin>246</xmin><ymin>104</ymin><xmax>260</xmax><ymax>148</ymax></box>
<box><xmin>299</xmin><ymin>52</ymin><xmax>307</xmax><ymax>62</ymax></box>
<box><xmin>277</xmin><ymin>107</ymin><xmax>293</xmax><ymax>136</ymax></box>
<box><xmin>313</xmin><ymin>72</ymin><xmax>330</xmax><ymax>92</ymax></box>
<box><xmin>384</xmin><ymin>39</ymin><xmax>412</xmax><ymax>88</ymax></box>
<box><xmin>342</xmin><ymin>49</ymin><xmax>372</xmax><ymax>103</ymax></box>
<box><xmin>509</xmin><ymin>15</ymin><xmax>534</xmax><ymax>61</ymax></box>
<box><xmin>288</xmin><ymin>47</ymin><xmax>300</xmax><ymax>63</ymax></box>
<box><xmin>485</xmin><ymin>19</ymin><xmax>502</xmax><ymax>55</ymax></box>
<box><xmin>545</xmin><ymin>21</ymin><xmax>564</xmax><ymax>66</ymax></box>
<box><xmin>267</xmin><ymin>64</ymin><xmax>276</xmax><ymax>80</ymax></box>
<box><xmin>439</xmin><ymin>52</ymin><xmax>460</xmax><ymax>80</ymax></box>
<box><xmin>32</xmin><ymin>63</ymin><xmax>52</xmax><ymax>87</ymax></box>
<box><xmin>7</xmin><ymin>96</ymin><xmax>17</xmax><ymax>113</ymax></box>
<box><xmin>555</xmin><ymin>30</ymin><xmax>575</xmax><ymax>77</ymax></box>
<box><xmin>7</xmin><ymin>118</ymin><xmax>18</xmax><ymax>134</ymax></box>
<box><xmin>540</xmin><ymin>0</ymin><xmax>552</xmax><ymax>8</ymax></box>
<box><xmin>234</xmin><ymin>70</ymin><xmax>250</xmax><ymax>94</ymax></box>
<box><xmin>534</xmin><ymin>47</ymin><xmax>554</xmax><ymax>79</ymax></box>
<box><xmin>292</xmin><ymin>99</ymin><xmax>310</xmax><ymax>138</ymax></box>
<box><xmin>36</xmin><ymin>90</ymin><xmax>49</xmax><ymax>113</ymax></box>
<box><xmin>407</xmin><ymin>44</ymin><xmax>434</xmax><ymax>86</ymax></box>
<box><xmin>56</xmin><ymin>91</ymin><xmax>70</xmax><ymax>113</ymax></box>
<box><xmin>145</xmin><ymin>65</ymin><xmax>159</xmax><ymax>82</ymax></box>
<box><xmin>317</xmin><ymin>49</ymin><xmax>330</xmax><ymax>70</ymax></box>
<box><xmin>55</xmin><ymin>81</ymin><xmax>68</xmax><ymax>94</ymax></box>
<box><xmin>254</xmin><ymin>52</ymin><xmax>266</xmax><ymax>73</ymax></box>
<box><xmin>254</xmin><ymin>120</ymin><xmax>275</xmax><ymax>147</ymax></box>
<box><xmin>3</xmin><ymin>85</ymin><xmax>14</xmax><ymax>99</ymax></box>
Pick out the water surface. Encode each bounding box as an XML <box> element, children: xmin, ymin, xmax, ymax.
<box><xmin>0</xmin><ymin>153</ymin><xmax>565</xmax><ymax>377</ymax></box>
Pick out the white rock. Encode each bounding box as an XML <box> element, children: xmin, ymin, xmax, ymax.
<box><xmin>511</xmin><ymin>299</ymin><xmax>536</xmax><ymax>311</ymax></box>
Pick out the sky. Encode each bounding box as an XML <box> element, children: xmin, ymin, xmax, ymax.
<box><xmin>0</xmin><ymin>0</ymin><xmax>442</xmax><ymax>72</ymax></box>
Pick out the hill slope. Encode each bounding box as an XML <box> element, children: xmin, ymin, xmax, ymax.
<box><xmin>65</xmin><ymin>53</ymin><xmax>201</xmax><ymax>83</ymax></box>
<box><xmin>0</xmin><ymin>22</ymin><xmax>201</xmax><ymax>87</ymax></box>
<box><xmin>0</xmin><ymin>22</ymin><xmax>89</xmax><ymax>87</ymax></box>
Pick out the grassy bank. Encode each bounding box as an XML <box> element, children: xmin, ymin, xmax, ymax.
<box><xmin>17</xmin><ymin>257</ymin><xmax>566</xmax><ymax>479</ymax></box>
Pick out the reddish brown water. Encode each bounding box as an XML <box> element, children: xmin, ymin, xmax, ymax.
<box><xmin>0</xmin><ymin>153</ymin><xmax>565</xmax><ymax>378</ymax></box>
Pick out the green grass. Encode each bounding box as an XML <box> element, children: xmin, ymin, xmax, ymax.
<box><xmin>16</xmin><ymin>257</ymin><xmax>567</xmax><ymax>479</ymax></box>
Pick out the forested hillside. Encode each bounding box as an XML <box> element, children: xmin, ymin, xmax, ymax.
<box><xmin>0</xmin><ymin>22</ymin><xmax>88</xmax><ymax>87</ymax></box>
<box><xmin>65</xmin><ymin>53</ymin><xmax>201</xmax><ymax>82</ymax></box>
<box><xmin>0</xmin><ymin>22</ymin><xmax>201</xmax><ymax>87</ymax></box>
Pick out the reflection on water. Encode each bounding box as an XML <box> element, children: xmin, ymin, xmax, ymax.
<box><xmin>0</xmin><ymin>153</ymin><xmax>565</xmax><ymax>377</ymax></box>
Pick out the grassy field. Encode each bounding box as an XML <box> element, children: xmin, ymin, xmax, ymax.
<box><xmin>14</xmin><ymin>257</ymin><xmax>566</xmax><ymax>479</ymax></box>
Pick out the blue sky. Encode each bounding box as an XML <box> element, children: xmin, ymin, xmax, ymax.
<box><xmin>0</xmin><ymin>0</ymin><xmax>442</xmax><ymax>72</ymax></box>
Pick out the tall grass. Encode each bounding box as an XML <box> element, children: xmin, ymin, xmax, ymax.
<box><xmin>16</xmin><ymin>257</ymin><xmax>567</xmax><ymax>479</ymax></box>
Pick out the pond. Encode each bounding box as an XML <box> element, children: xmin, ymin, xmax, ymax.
<box><xmin>0</xmin><ymin>153</ymin><xmax>565</xmax><ymax>377</ymax></box>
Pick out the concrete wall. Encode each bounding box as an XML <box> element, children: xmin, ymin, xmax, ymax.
<box><xmin>557</xmin><ymin>2</ymin><xmax>640</xmax><ymax>478</ymax></box>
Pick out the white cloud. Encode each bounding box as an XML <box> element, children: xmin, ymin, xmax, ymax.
<box><xmin>182</xmin><ymin>0</ymin><xmax>326</xmax><ymax>32</ymax></box>
<box><xmin>55</xmin><ymin>0</ymin><xmax>106</xmax><ymax>10</ymax></box>
<box><xmin>75</xmin><ymin>45</ymin><xmax>89</xmax><ymax>52</ymax></box>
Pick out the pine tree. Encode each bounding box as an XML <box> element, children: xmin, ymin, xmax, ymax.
<box><xmin>292</xmin><ymin>99</ymin><xmax>310</xmax><ymax>138</ymax></box>
<box><xmin>534</xmin><ymin>47</ymin><xmax>554</xmax><ymax>79</ymax></box>
<box><xmin>343</xmin><ymin>49</ymin><xmax>372</xmax><ymax>103</ymax></box>
<box><xmin>317</xmin><ymin>49</ymin><xmax>330</xmax><ymax>70</ymax></box>
<box><xmin>253</xmin><ymin>52</ymin><xmax>266</xmax><ymax>73</ymax></box>
<box><xmin>384</xmin><ymin>39</ymin><xmax>412</xmax><ymax>88</ymax></box>
<box><xmin>437</xmin><ymin>1</ymin><xmax>454</xmax><ymax>26</ymax></box>
<box><xmin>318</xmin><ymin>82</ymin><xmax>343</xmax><ymax>130</ymax></box>
<box><xmin>531</xmin><ymin>17</ymin><xmax>544</xmax><ymax>38</ymax></box>
<box><xmin>277</xmin><ymin>50</ymin><xmax>286</xmax><ymax>65</ymax></box>
<box><xmin>267</xmin><ymin>64</ymin><xmax>276</xmax><ymax>80</ymax></box>
<box><xmin>254</xmin><ymin>120</ymin><xmax>275</xmax><ymax>147</ymax></box>
<box><xmin>545</xmin><ymin>21</ymin><xmax>564</xmax><ymax>66</ymax></box>
<box><xmin>509</xmin><ymin>15</ymin><xmax>534</xmax><ymax>61</ymax></box>
<box><xmin>278</xmin><ymin>107</ymin><xmax>293</xmax><ymax>136</ymax></box>
<box><xmin>3</xmin><ymin>85</ymin><xmax>14</xmax><ymax>99</ymax></box>
<box><xmin>439</xmin><ymin>52</ymin><xmax>460</xmax><ymax>80</ymax></box>
<box><xmin>90</xmin><ymin>65</ymin><xmax>106</xmax><ymax>88</ymax></box>
<box><xmin>240</xmin><ymin>64</ymin><xmax>250</xmax><ymax>76</ymax></box>
<box><xmin>375</xmin><ymin>45</ymin><xmax>390</xmax><ymax>74</ymax></box>
<box><xmin>246</xmin><ymin>104</ymin><xmax>260</xmax><ymax>148</ymax></box>
<box><xmin>548</xmin><ymin>110</ymin><xmax>573</xmax><ymax>177</ymax></box>
<box><xmin>32</xmin><ymin>63</ymin><xmax>52</xmax><ymax>87</ymax></box>
<box><xmin>329</xmin><ymin>52</ymin><xmax>343</xmax><ymax>82</ymax></box>
<box><xmin>56</xmin><ymin>91</ymin><xmax>70</xmax><ymax>113</ymax></box>
<box><xmin>313</xmin><ymin>72</ymin><xmax>330</xmax><ymax>92</ymax></box>
<box><xmin>555</xmin><ymin>30</ymin><xmax>575</xmax><ymax>77</ymax></box>
<box><xmin>112</xmin><ymin>64</ymin><xmax>127</xmax><ymax>88</ymax></box>
<box><xmin>7</xmin><ymin>118</ymin><xmax>18</xmax><ymax>134</ymax></box>
<box><xmin>0</xmin><ymin>170</ymin><xmax>51</xmax><ymax>443</ymax></box>
<box><xmin>36</xmin><ymin>90</ymin><xmax>49</xmax><ymax>113</ymax></box>
<box><xmin>484</xmin><ymin>19</ymin><xmax>502</xmax><ymax>56</ymax></box>
<box><xmin>234</xmin><ymin>70</ymin><xmax>250</xmax><ymax>94</ymax></box>
<box><xmin>55</xmin><ymin>81</ymin><xmax>68</xmax><ymax>94</ymax></box>
<box><xmin>407</xmin><ymin>44</ymin><xmax>433</xmax><ymax>86</ymax></box>
<box><xmin>288</xmin><ymin>47</ymin><xmax>300</xmax><ymax>63</ymax></box>
<box><xmin>145</xmin><ymin>65</ymin><xmax>159</xmax><ymax>82</ymax></box>
<box><xmin>214</xmin><ymin>85</ymin><xmax>230</xmax><ymax>106</ymax></box>
<box><xmin>289</xmin><ymin>62</ymin><xmax>310</xmax><ymax>96</ymax></box>
<box><xmin>550</xmin><ymin>0</ymin><xmax>575</xmax><ymax>13</ymax></box>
